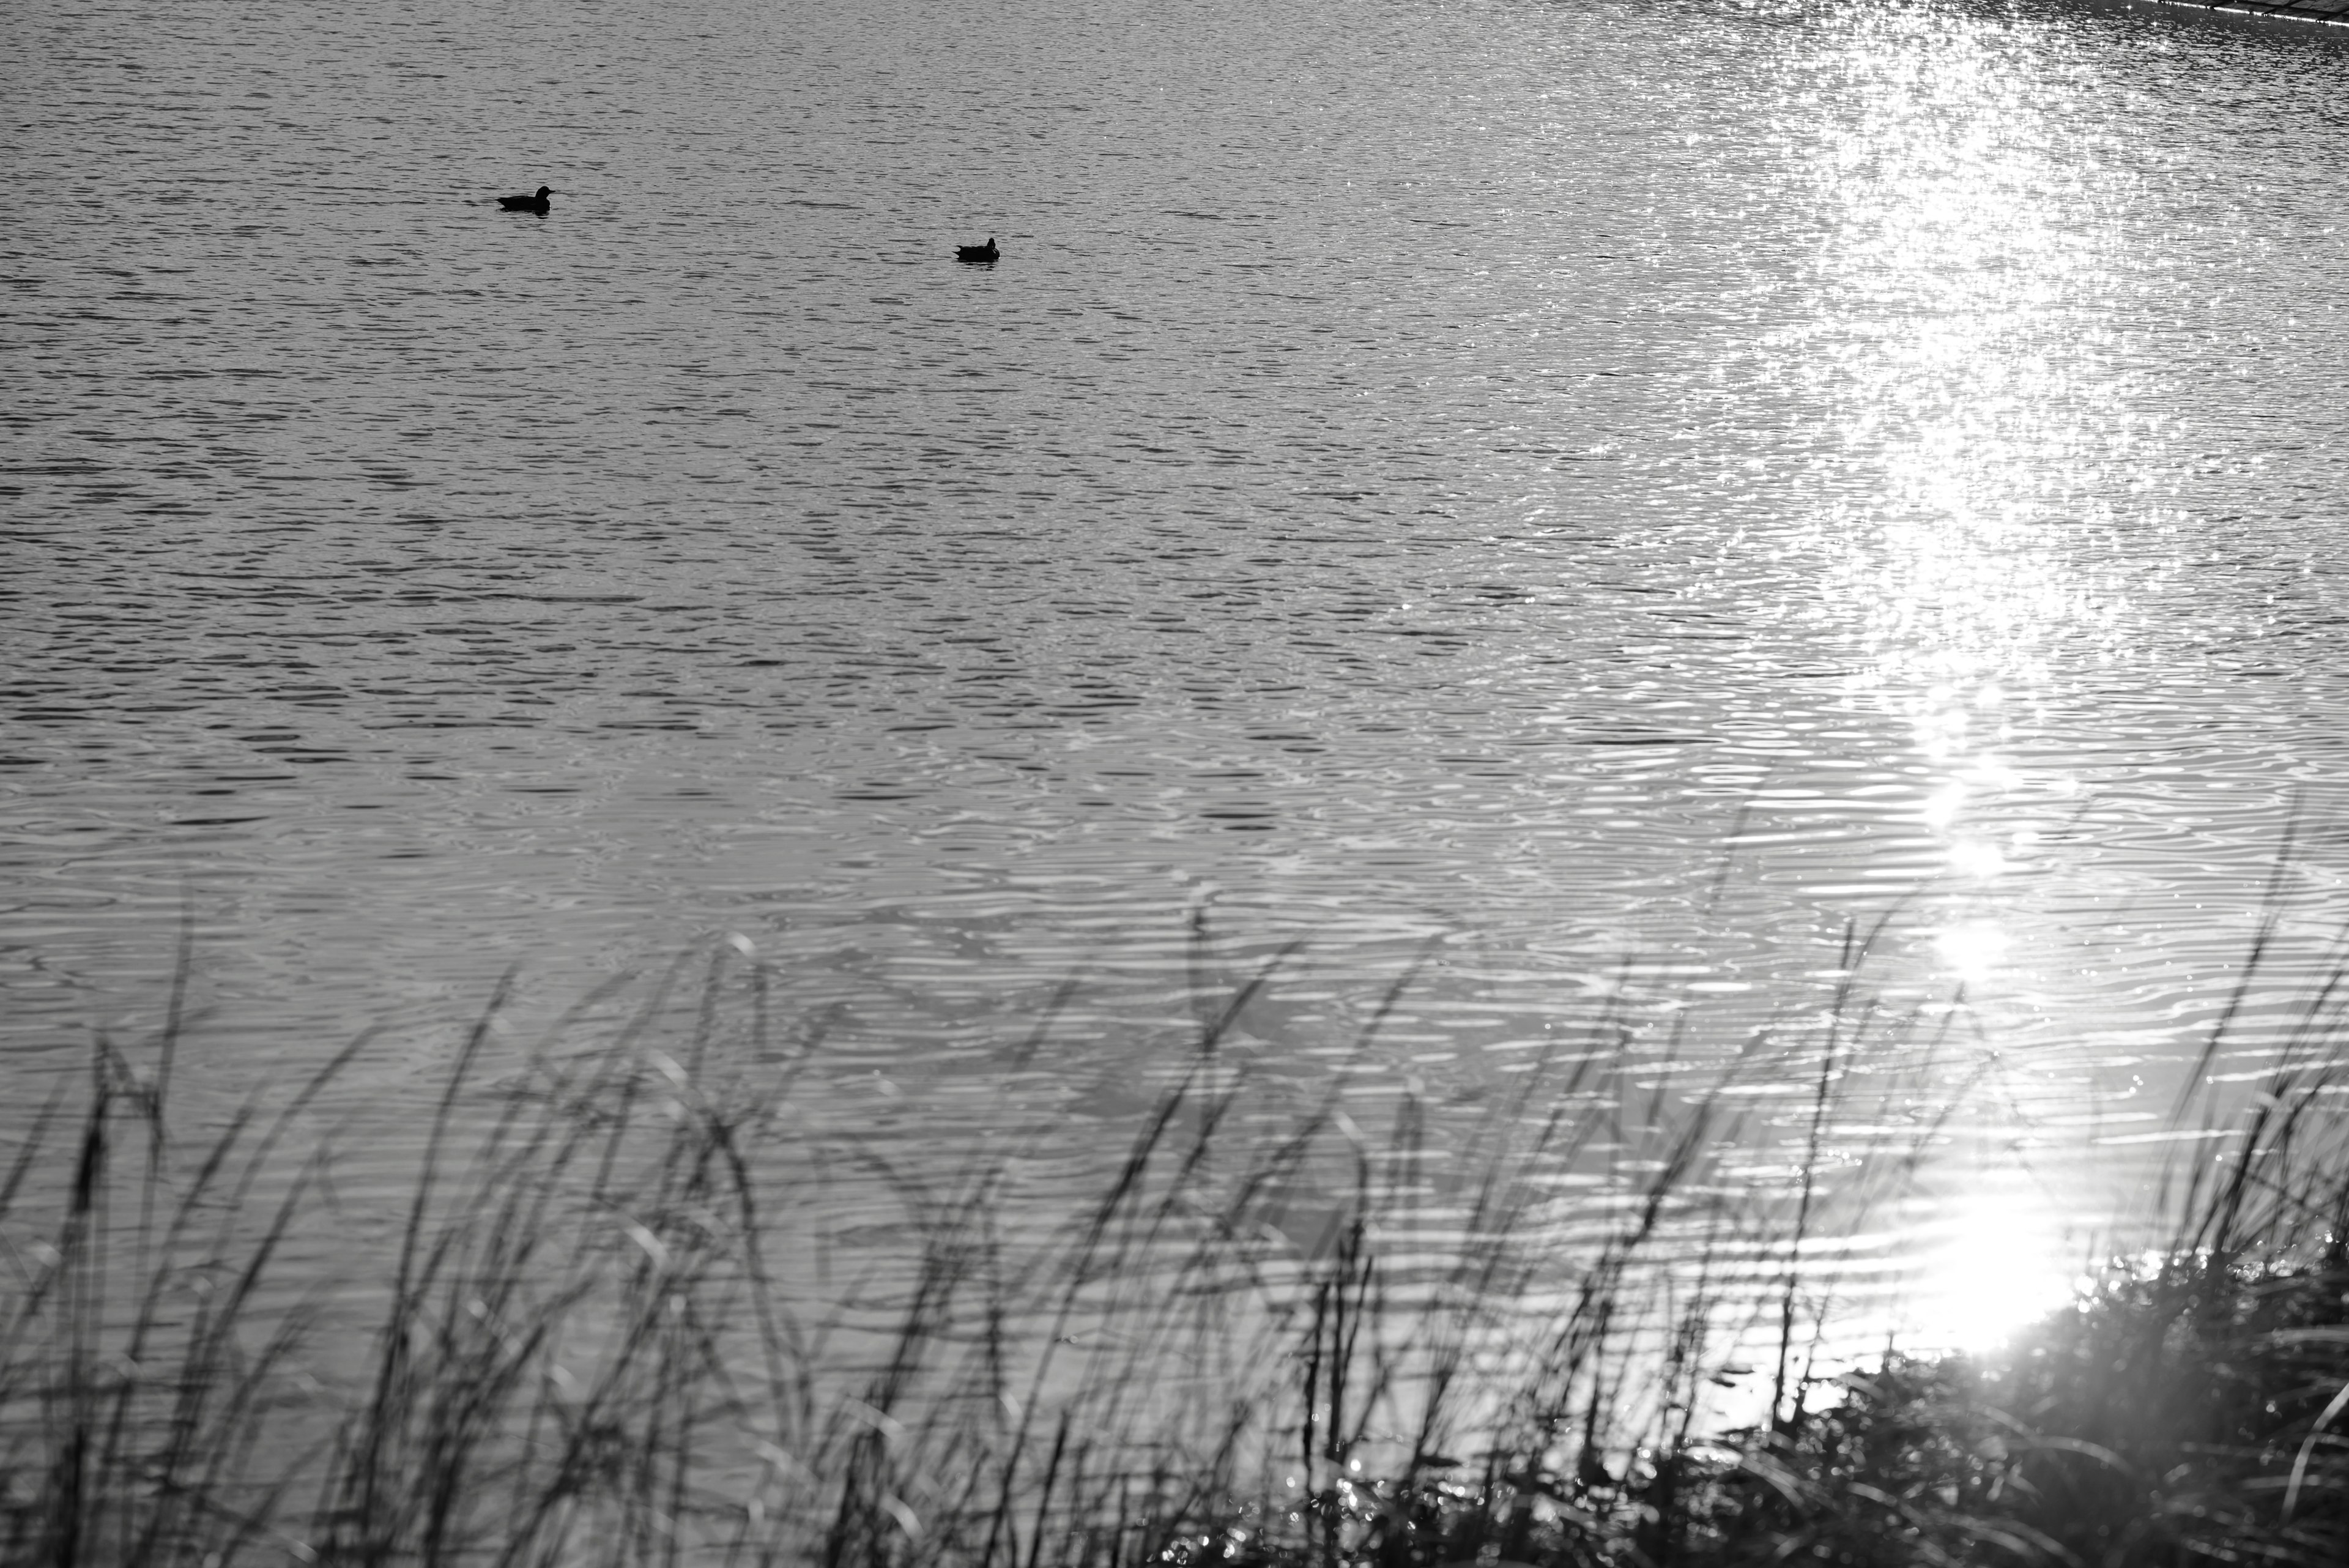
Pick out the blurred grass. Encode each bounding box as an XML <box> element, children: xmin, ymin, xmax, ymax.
<box><xmin>4</xmin><ymin>921</ymin><xmax>2347</xmax><ymax>1566</ymax></box>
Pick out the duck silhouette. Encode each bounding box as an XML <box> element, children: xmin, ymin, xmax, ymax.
<box><xmin>956</xmin><ymin>237</ymin><xmax>998</xmax><ymax>264</ymax></box>
<box><xmin>497</xmin><ymin>185</ymin><xmax>554</xmax><ymax>214</ymax></box>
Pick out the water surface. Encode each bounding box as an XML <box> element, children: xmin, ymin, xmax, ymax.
<box><xmin>6</xmin><ymin>0</ymin><xmax>2349</xmax><ymax>1350</ymax></box>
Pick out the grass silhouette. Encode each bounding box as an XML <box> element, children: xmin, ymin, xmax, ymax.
<box><xmin>4</xmin><ymin>919</ymin><xmax>2347</xmax><ymax>1566</ymax></box>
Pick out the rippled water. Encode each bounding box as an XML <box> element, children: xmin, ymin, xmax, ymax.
<box><xmin>6</xmin><ymin>0</ymin><xmax>2349</xmax><ymax>1346</ymax></box>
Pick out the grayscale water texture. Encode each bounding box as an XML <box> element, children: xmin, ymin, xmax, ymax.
<box><xmin>5</xmin><ymin>0</ymin><xmax>2348</xmax><ymax>1343</ymax></box>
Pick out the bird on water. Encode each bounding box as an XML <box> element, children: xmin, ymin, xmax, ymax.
<box><xmin>498</xmin><ymin>185</ymin><xmax>554</xmax><ymax>213</ymax></box>
<box><xmin>956</xmin><ymin>237</ymin><xmax>998</xmax><ymax>264</ymax></box>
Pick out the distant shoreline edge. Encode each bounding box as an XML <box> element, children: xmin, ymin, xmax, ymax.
<box><xmin>2150</xmin><ymin>0</ymin><xmax>2349</xmax><ymax>27</ymax></box>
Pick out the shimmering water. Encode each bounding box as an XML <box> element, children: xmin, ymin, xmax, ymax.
<box><xmin>6</xmin><ymin>0</ymin><xmax>2349</xmax><ymax>1347</ymax></box>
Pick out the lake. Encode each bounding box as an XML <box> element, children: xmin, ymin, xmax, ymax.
<box><xmin>6</xmin><ymin>0</ymin><xmax>2349</xmax><ymax>1359</ymax></box>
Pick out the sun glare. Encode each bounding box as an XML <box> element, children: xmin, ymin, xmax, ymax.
<box><xmin>1930</xmin><ymin>917</ymin><xmax>2010</xmax><ymax>984</ymax></box>
<box><xmin>1907</xmin><ymin>1184</ymin><xmax>2079</xmax><ymax>1355</ymax></box>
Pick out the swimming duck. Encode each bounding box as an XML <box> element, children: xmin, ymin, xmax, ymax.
<box><xmin>497</xmin><ymin>185</ymin><xmax>554</xmax><ymax>213</ymax></box>
<box><xmin>956</xmin><ymin>237</ymin><xmax>998</xmax><ymax>264</ymax></box>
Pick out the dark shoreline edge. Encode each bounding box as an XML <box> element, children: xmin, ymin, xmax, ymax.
<box><xmin>2153</xmin><ymin>0</ymin><xmax>2349</xmax><ymax>26</ymax></box>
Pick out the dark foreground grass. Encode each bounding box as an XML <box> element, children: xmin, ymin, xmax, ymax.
<box><xmin>6</xmin><ymin>935</ymin><xmax>2349</xmax><ymax>1567</ymax></box>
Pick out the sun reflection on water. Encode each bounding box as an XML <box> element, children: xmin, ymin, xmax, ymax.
<box><xmin>1904</xmin><ymin>1181</ymin><xmax>2082</xmax><ymax>1357</ymax></box>
<box><xmin>1817</xmin><ymin>23</ymin><xmax>2136</xmax><ymax>740</ymax></box>
<box><xmin>1931</xmin><ymin>918</ymin><xmax>2011</xmax><ymax>986</ymax></box>
<box><xmin>1793</xmin><ymin>9</ymin><xmax>2151</xmax><ymax>995</ymax></box>
<box><xmin>1779</xmin><ymin>6</ymin><xmax>2180</xmax><ymax>1351</ymax></box>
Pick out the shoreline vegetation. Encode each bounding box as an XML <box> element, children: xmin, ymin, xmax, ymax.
<box><xmin>6</xmin><ymin>929</ymin><xmax>2349</xmax><ymax>1567</ymax></box>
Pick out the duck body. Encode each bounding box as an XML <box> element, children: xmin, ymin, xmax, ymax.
<box><xmin>498</xmin><ymin>185</ymin><xmax>554</xmax><ymax>213</ymax></box>
<box><xmin>956</xmin><ymin>237</ymin><xmax>998</xmax><ymax>264</ymax></box>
